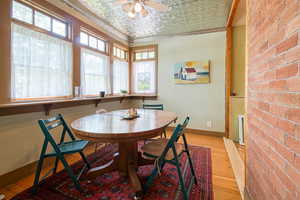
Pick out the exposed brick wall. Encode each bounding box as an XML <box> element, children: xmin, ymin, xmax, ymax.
<box><xmin>247</xmin><ymin>0</ymin><xmax>300</xmax><ymax>199</ymax></box>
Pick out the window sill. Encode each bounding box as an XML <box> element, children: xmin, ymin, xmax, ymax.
<box><xmin>0</xmin><ymin>94</ymin><xmax>157</xmax><ymax>116</ymax></box>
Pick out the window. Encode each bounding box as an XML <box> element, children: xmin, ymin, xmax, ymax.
<box><xmin>112</xmin><ymin>45</ymin><xmax>128</xmax><ymax>94</ymax></box>
<box><xmin>52</xmin><ymin>19</ymin><xmax>67</xmax><ymax>37</ymax></box>
<box><xmin>97</xmin><ymin>40</ymin><xmax>105</xmax><ymax>52</ymax></box>
<box><xmin>12</xmin><ymin>0</ymin><xmax>33</xmax><ymax>24</ymax></box>
<box><xmin>80</xmin><ymin>30</ymin><xmax>107</xmax><ymax>53</ymax></box>
<box><xmin>89</xmin><ymin>35</ymin><xmax>97</xmax><ymax>49</ymax></box>
<box><xmin>12</xmin><ymin>0</ymin><xmax>69</xmax><ymax>39</ymax></box>
<box><xmin>34</xmin><ymin>11</ymin><xmax>51</xmax><ymax>31</ymax></box>
<box><xmin>132</xmin><ymin>47</ymin><xmax>157</xmax><ymax>94</ymax></box>
<box><xmin>135</xmin><ymin>50</ymin><xmax>155</xmax><ymax>61</ymax></box>
<box><xmin>113</xmin><ymin>46</ymin><xmax>127</xmax><ymax>60</ymax></box>
<box><xmin>81</xmin><ymin>48</ymin><xmax>110</xmax><ymax>96</ymax></box>
<box><xmin>80</xmin><ymin>32</ymin><xmax>88</xmax><ymax>45</ymax></box>
<box><xmin>113</xmin><ymin>59</ymin><xmax>129</xmax><ymax>94</ymax></box>
<box><xmin>11</xmin><ymin>23</ymin><xmax>73</xmax><ymax>100</ymax></box>
<box><xmin>132</xmin><ymin>61</ymin><xmax>156</xmax><ymax>94</ymax></box>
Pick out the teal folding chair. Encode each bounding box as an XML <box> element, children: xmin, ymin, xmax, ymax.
<box><xmin>33</xmin><ymin>114</ymin><xmax>90</xmax><ymax>193</ymax></box>
<box><xmin>142</xmin><ymin>104</ymin><xmax>166</xmax><ymax>138</ymax></box>
<box><xmin>141</xmin><ymin>117</ymin><xmax>197</xmax><ymax>200</ymax></box>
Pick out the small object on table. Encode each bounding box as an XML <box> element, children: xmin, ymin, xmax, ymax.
<box><xmin>122</xmin><ymin>108</ymin><xmax>139</xmax><ymax>120</ymax></box>
<box><xmin>100</xmin><ymin>91</ymin><xmax>105</xmax><ymax>97</ymax></box>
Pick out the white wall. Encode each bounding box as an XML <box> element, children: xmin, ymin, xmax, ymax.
<box><xmin>134</xmin><ymin>32</ymin><xmax>226</xmax><ymax>132</ymax></box>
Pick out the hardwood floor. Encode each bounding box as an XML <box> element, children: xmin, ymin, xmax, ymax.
<box><xmin>0</xmin><ymin>132</ymin><xmax>242</xmax><ymax>200</ymax></box>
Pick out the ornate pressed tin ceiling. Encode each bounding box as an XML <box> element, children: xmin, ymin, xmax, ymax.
<box><xmin>62</xmin><ymin>0</ymin><xmax>233</xmax><ymax>40</ymax></box>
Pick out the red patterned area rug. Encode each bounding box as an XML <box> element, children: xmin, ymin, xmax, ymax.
<box><xmin>12</xmin><ymin>143</ymin><xmax>213</xmax><ymax>200</ymax></box>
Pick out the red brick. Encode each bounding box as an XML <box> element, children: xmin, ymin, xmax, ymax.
<box><xmin>286</xmin><ymin>14</ymin><xmax>300</xmax><ymax>36</ymax></box>
<box><xmin>267</xmin><ymin>54</ymin><xmax>286</xmax><ymax>69</ymax></box>
<box><xmin>269</xmin><ymin>104</ymin><xmax>288</xmax><ymax>118</ymax></box>
<box><xmin>264</xmin><ymin>70</ymin><xmax>276</xmax><ymax>80</ymax></box>
<box><xmin>287</xmin><ymin>108</ymin><xmax>300</xmax><ymax>123</ymax></box>
<box><xmin>269</xmin><ymin>80</ymin><xmax>287</xmax><ymax>90</ymax></box>
<box><xmin>285</xmin><ymin>135</ymin><xmax>300</xmax><ymax>154</ymax></box>
<box><xmin>274</xmin><ymin>93</ymin><xmax>300</xmax><ymax>107</ymax></box>
<box><xmin>261</xmin><ymin>111</ymin><xmax>278</xmax><ymax>127</ymax></box>
<box><xmin>286</xmin><ymin>164</ymin><xmax>300</xmax><ymax>187</ymax></box>
<box><xmin>276</xmin><ymin>33</ymin><xmax>298</xmax><ymax>54</ymax></box>
<box><xmin>276</xmin><ymin>63</ymin><xmax>299</xmax><ymax>79</ymax></box>
<box><xmin>279</xmin><ymin>0</ymin><xmax>300</xmax><ymax>29</ymax></box>
<box><xmin>274</xmin><ymin>141</ymin><xmax>295</xmax><ymax>163</ymax></box>
<box><xmin>296</xmin><ymin>126</ymin><xmax>300</xmax><ymax>139</ymax></box>
<box><xmin>259</xmin><ymin>41</ymin><xmax>269</xmax><ymax>53</ymax></box>
<box><xmin>268</xmin><ymin>25</ymin><xmax>286</xmax><ymax>47</ymax></box>
<box><xmin>277</xmin><ymin>118</ymin><xmax>296</xmax><ymax>135</ymax></box>
<box><xmin>270</xmin><ymin>170</ymin><xmax>289</xmax><ymax>199</ymax></box>
<box><xmin>285</xmin><ymin>46</ymin><xmax>300</xmax><ymax>63</ymax></box>
<box><xmin>295</xmin><ymin>154</ymin><xmax>300</xmax><ymax>169</ymax></box>
<box><xmin>258</xmin><ymin>101</ymin><xmax>270</xmax><ymax>112</ymax></box>
<box><xmin>274</xmin><ymin>166</ymin><xmax>298</xmax><ymax>198</ymax></box>
<box><xmin>287</xmin><ymin>77</ymin><xmax>300</xmax><ymax>91</ymax></box>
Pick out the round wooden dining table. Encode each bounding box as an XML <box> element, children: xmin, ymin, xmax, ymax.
<box><xmin>71</xmin><ymin>109</ymin><xmax>177</xmax><ymax>197</ymax></box>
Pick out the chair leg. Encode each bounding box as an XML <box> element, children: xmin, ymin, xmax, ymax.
<box><xmin>182</xmin><ymin>135</ymin><xmax>198</xmax><ymax>185</ymax></box>
<box><xmin>32</xmin><ymin>155</ymin><xmax>45</xmax><ymax>193</ymax></box>
<box><xmin>160</xmin><ymin>130</ymin><xmax>167</xmax><ymax>138</ymax></box>
<box><xmin>143</xmin><ymin>159</ymin><xmax>163</xmax><ymax>193</ymax></box>
<box><xmin>94</xmin><ymin>143</ymin><xmax>97</xmax><ymax>153</ymax></box>
<box><xmin>173</xmin><ymin>148</ymin><xmax>188</xmax><ymax>200</ymax></box>
<box><xmin>79</xmin><ymin>151</ymin><xmax>91</xmax><ymax>169</ymax></box>
<box><xmin>32</xmin><ymin>140</ymin><xmax>48</xmax><ymax>193</ymax></box>
<box><xmin>185</xmin><ymin>150</ymin><xmax>197</xmax><ymax>185</ymax></box>
<box><xmin>58</xmin><ymin>154</ymin><xmax>82</xmax><ymax>192</ymax></box>
<box><xmin>163</xmin><ymin>130</ymin><xmax>167</xmax><ymax>138</ymax></box>
<box><xmin>53</xmin><ymin>157</ymin><xmax>59</xmax><ymax>174</ymax></box>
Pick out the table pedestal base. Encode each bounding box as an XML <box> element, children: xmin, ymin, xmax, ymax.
<box><xmin>87</xmin><ymin>141</ymin><xmax>154</xmax><ymax>197</ymax></box>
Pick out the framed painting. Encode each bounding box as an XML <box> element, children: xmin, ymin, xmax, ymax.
<box><xmin>174</xmin><ymin>61</ymin><xmax>210</xmax><ymax>84</ymax></box>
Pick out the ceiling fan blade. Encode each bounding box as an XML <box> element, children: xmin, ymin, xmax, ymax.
<box><xmin>114</xmin><ymin>0</ymin><xmax>128</xmax><ymax>5</ymax></box>
<box><xmin>144</xmin><ymin>0</ymin><xmax>169</xmax><ymax>12</ymax></box>
<box><xmin>122</xmin><ymin>3</ymin><xmax>133</xmax><ymax>12</ymax></box>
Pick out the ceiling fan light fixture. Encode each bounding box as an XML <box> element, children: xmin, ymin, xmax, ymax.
<box><xmin>128</xmin><ymin>10</ymin><xmax>136</xmax><ymax>18</ymax></box>
<box><xmin>134</xmin><ymin>2</ymin><xmax>142</xmax><ymax>12</ymax></box>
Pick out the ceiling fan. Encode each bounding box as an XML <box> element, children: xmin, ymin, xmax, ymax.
<box><xmin>115</xmin><ymin>0</ymin><xmax>169</xmax><ymax>18</ymax></box>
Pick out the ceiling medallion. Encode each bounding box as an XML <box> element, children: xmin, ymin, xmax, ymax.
<box><xmin>114</xmin><ymin>0</ymin><xmax>169</xmax><ymax>18</ymax></box>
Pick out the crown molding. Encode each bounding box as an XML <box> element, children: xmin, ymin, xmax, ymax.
<box><xmin>131</xmin><ymin>27</ymin><xmax>226</xmax><ymax>46</ymax></box>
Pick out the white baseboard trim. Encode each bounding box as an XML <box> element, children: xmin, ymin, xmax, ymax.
<box><xmin>223</xmin><ymin>137</ymin><xmax>245</xmax><ymax>200</ymax></box>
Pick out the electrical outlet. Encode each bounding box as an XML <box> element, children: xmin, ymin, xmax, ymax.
<box><xmin>206</xmin><ymin>121</ymin><xmax>212</xmax><ymax>128</ymax></box>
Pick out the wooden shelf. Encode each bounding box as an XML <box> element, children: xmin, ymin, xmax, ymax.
<box><xmin>0</xmin><ymin>95</ymin><xmax>157</xmax><ymax>116</ymax></box>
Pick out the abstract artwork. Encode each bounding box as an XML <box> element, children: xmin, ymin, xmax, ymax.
<box><xmin>174</xmin><ymin>61</ymin><xmax>210</xmax><ymax>84</ymax></box>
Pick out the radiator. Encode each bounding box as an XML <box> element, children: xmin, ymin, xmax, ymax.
<box><xmin>238</xmin><ymin>115</ymin><xmax>245</xmax><ymax>145</ymax></box>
